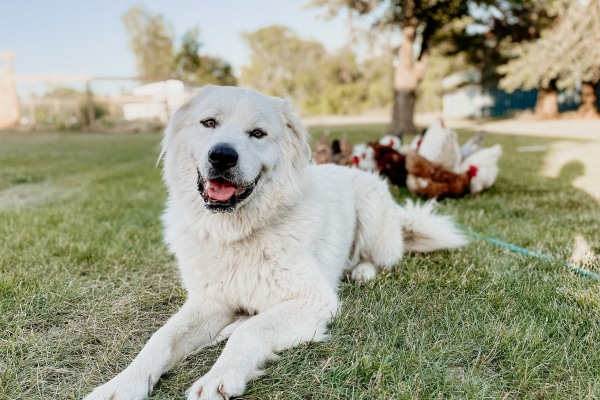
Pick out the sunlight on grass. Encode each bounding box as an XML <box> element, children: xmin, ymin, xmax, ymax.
<box><xmin>1</xmin><ymin>129</ymin><xmax>599</xmax><ymax>399</ymax></box>
<box><xmin>542</xmin><ymin>140</ymin><xmax>600</xmax><ymax>203</ymax></box>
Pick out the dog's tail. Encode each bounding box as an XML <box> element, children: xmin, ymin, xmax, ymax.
<box><xmin>400</xmin><ymin>200</ymin><xmax>468</xmax><ymax>252</ymax></box>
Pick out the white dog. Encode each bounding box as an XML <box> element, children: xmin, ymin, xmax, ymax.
<box><xmin>85</xmin><ymin>86</ymin><xmax>467</xmax><ymax>400</ymax></box>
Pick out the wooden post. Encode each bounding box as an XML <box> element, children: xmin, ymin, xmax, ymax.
<box><xmin>85</xmin><ymin>80</ymin><xmax>95</xmax><ymax>128</ymax></box>
<box><xmin>0</xmin><ymin>51</ymin><xmax>20</xmax><ymax>128</ymax></box>
<box><xmin>28</xmin><ymin>93</ymin><xmax>36</xmax><ymax>126</ymax></box>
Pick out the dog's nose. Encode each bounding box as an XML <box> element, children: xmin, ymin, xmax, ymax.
<box><xmin>208</xmin><ymin>144</ymin><xmax>238</xmax><ymax>171</ymax></box>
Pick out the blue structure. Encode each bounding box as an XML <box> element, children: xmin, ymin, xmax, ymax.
<box><xmin>443</xmin><ymin>70</ymin><xmax>600</xmax><ymax>118</ymax></box>
<box><xmin>482</xmin><ymin>88</ymin><xmax>537</xmax><ymax>117</ymax></box>
<box><xmin>482</xmin><ymin>87</ymin><xmax>583</xmax><ymax>117</ymax></box>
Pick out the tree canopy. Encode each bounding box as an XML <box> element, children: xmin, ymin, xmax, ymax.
<box><xmin>309</xmin><ymin>0</ymin><xmax>475</xmax><ymax>135</ymax></box>
<box><xmin>173</xmin><ymin>27</ymin><xmax>236</xmax><ymax>86</ymax></box>
<box><xmin>308</xmin><ymin>0</ymin><xmax>597</xmax><ymax>122</ymax></box>
<box><xmin>120</xmin><ymin>2</ymin><xmax>598</xmax><ymax>119</ymax></box>
<box><xmin>309</xmin><ymin>0</ymin><xmax>469</xmax><ymax>56</ymax></box>
<box><xmin>122</xmin><ymin>6</ymin><xmax>175</xmax><ymax>80</ymax></box>
<box><xmin>498</xmin><ymin>0</ymin><xmax>600</xmax><ymax>91</ymax></box>
<box><xmin>447</xmin><ymin>0</ymin><xmax>567</xmax><ymax>85</ymax></box>
<box><xmin>240</xmin><ymin>25</ymin><xmax>392</xmax><ymax>114</ymax></box>
<box><xmin>122</xmin><ymin>6</ymin><xmax>236</xmax><ymax>86</ymax></box>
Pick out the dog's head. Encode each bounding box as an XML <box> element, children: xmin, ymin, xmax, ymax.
<box><xmin>161</xmin><ymin>85</ymin><xmax>311</xmax><ymax>215</ymax></box>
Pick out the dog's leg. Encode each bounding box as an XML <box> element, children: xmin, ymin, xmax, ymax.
<box><xmin>85</xmin><ymin>300</ymin><xmax>232</xmax><ymax>400</ymax></box>
<box><xmin>186</xmin><ymin>292</ymin><xmax>338</xmax><ymax>400</ymax></box>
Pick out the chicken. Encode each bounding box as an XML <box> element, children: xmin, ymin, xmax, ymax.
<box><xmin>378</xmin><ymin>135</ymin><xmax>403</xmax><ymax>153</ymax></box>
<box><xmin>405</xmin><ymin>151</ymin><xmax>471</xmax><ymax>199</ymax></box>
<box><xmin>332</xmin><ymin>133</ymin><xmax>353</xmax><ymax>166</ymax></box>
<box><xmin>371</xmin><ymin>143</ymin><xmax>407</xmax><ymax>187</ymax></box>
<box><xmin>460</xmin><ymin>130</ymin><xmax>486</xmax><ymax>160</ymax></box>
<box><xmin>460</xmin><ymin>144</ymin><xmax>503</xmax><ymax>194</ymax></box>
<box><xmin>312</xmin><ymin>132</ymin><xmax>333</xmax><ymax>164</ymax></box>
<box><xmin>418</xmin><ymin>119</ymin><xmax>462</xmax><ymax>173</ymax></box>
<box><xmin>351</xmin><ymin>143</ymin><xmax>377</xmax><ymax>172</ymax></box>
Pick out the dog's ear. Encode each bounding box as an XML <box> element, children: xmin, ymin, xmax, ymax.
<box><xmin>157</xmin><ymin>97</ymin><xmax>196</xmax><ymax>166</ymax></box>
<box><xmin>277</xmin><ymin>98</ymin><xmax>312</xmax><ymax>166</ymax></box>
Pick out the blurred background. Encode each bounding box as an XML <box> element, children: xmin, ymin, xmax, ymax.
<box><xmin>1</xmin><ymin>0</ymin><xmax>599</xmax><ymax>134</ymax></box>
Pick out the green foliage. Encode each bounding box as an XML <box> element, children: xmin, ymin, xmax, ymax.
<box><xmin>310</xmin><ymin>0</ymin><xmax>470</xmax><ymax>58</ymax></box>
<box><xmin>498</xmin><ymin>0</ymin><xmax>600</xmax><ymax>91</ymax></box>
<box><xmin>448</xmin><ymin>0</ymin><xmax>569</xmax><ymax>85</ymax></box>
<box><xmin>194</xmin><ymin>55</ymin><xmax>237</xmax><ymax>86</ymax></box>
<box><xmin>122</xmin><ymin>7</ymin><xmax>236</xmax><ymax>85</ymax></box>
<box><xmin>241</xmin><ymin>25</ymin><xmax>392</xmax><ymax>114</ymax></box>
<box><xmin>173</xmin><ymin>27</ymin><xmax>237</xmax><ymax>86</ymax></box>
<box><xmin>122</xmin><ymin>6</ymin><xmax>175</xmax><ymax>80</ymax></box>
<box><xmin>173</xmin><ymin>27</ymin><xmax>202</xmax><ymax>79</ymax></box>
<box><xmin>79</xmin><ymin>102</ymin><xmax>108</xmax><ymax>126</ymax></box>
<box><xmin>44</xmin><ymin>87</ymin><xmax>85</xmax><ymax>99</ymax></box>
<box><xmin>384</xmin><ymin>0</ymin><xmax>470</xmax><ymax>58</ymax></box>
<box><xmin>309</xmin><ymin>1</ymin><xmax>477</xmax><ymax>134</ymax></box>
<box><xmin>241</xmin><ymin>25</ymin><xmax>328</xmax><ymax>98</ymax></box>
<box><xmin>309</xmin><ymin>0</ymin><xmax>587</xmax><ymax>112</ymax></box>
<box><xmin>1</xmin><ymin>128</ymin><xmax>600</xmax><ymax>399</ymax></box>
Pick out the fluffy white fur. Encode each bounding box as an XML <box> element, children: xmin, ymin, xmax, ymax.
<box><xmin>85</xmin><ymin>86</ymin><xmax>467</xmax><ymax>400</ymax></box>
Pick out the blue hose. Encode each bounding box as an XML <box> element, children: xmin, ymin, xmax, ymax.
<box><xmin>469</xmin><ymin>231</ymin><xmax>600</xmax><ymax>282</ymax></box>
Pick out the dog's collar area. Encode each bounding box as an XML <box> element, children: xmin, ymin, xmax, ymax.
<box><xmin>197</xmin><ymin>169</ymin><xmax>260</xmax><ymax>213</ymax></box>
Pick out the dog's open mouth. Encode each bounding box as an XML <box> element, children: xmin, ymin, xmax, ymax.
<box><xmin>197</xmin><ymin>171</ymin><xmax>259</xmax><ymax>213</ymax></box>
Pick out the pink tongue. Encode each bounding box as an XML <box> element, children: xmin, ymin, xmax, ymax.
<box><xmin>206</xmin><ymin>180</ymin><xmax>236</xmax><ymax>202</ymax></box>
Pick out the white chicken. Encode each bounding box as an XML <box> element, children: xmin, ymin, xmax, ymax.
<box><xmin>378</xmin><ymin>135</ymin><xmax>403</xmax><ymax>153</ymax></box>
<box><xmin>460</xmin><ymin>144</ymin><xmax>503</xmax><ymax>194</ymax></box>
<box><xmin>418</xmin><ymin>119</ymin><xmax>462</xmax><ymax>173</ymax></box>
<box><xmin>351</xmin><ymin>143</ymin><xmax>377</xmax><ymax>172</ymax></box>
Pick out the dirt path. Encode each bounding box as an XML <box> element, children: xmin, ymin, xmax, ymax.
<box><xmin>438</xmin><ymin>117</ymin><xmax>600</xmax><ymax>141</ymax></box>
<box><xmin>304</xmin><ymin>112</ymin><xmax>600</xmax><ymax>141</ymax></box>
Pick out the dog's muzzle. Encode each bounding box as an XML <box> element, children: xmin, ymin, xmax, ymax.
<box><xmin>197</xmin><ymin>170</ymin><xmax>259</xmax><ymax>213</ymax></box>
<box><xmin>196</xmin><ymin>144</ymin><xmax>260</xmax><ymax>213</ymax></box>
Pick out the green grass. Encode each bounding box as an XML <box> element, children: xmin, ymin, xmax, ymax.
<box><xmin>1</xmin><ymin>127</ymin><xmax>599</xmax><ymax>399</ymax></box>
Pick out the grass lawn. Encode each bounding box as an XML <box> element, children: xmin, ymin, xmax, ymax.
<box><xmin>1</xmin><ymin>127</ymin><xmax>599</xmax><ymax>399</ymax></box>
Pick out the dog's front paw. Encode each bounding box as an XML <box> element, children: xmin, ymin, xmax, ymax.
<box><xmin>350</xmin><ymin>262</ymin><xmax>377</xmax><ymax>283</ymax></box>
<box><xmin>187</xmin><ymin>372</ymin><xmax>245</xmax><ymax>400</ymax></box>
<box><xmin>84</xmin><ymin>375</ymin><xmax>152</xmax><ymax>400</ymax></box>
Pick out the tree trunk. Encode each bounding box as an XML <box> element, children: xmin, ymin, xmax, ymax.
<box><xmin>578</xmin><ymin>81</ymin><xmax>600</xmax><ymax>119</ymax></box>
<box><xmin>534</xmin><ymin>80</ymin><xmax>559</xmax><ymax>119</ymax></box>
<box><xmin>390</xmin><ymin>0</ymin><xmax>427</xmax><ymax>138</ymax></box>
<box><xmin>390</xmin><ymin>89</ymin><xmax>417</xmax><ymax>137</ymax></box>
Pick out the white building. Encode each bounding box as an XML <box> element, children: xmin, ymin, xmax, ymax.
<box><xmin>442</xmin><ymin>70</ymin><xmax>493</xmax><ymax>118</ymax></box>
<box><xmin>123</xmin><ymin>79</ymin><xmax>194</xmax><ymax>123</ymax></box>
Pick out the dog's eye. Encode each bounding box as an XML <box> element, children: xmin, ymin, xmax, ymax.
<box><xmin>249</xmin><ymin>128</ymin><xmax>267</xmax><ymax>139</ymax></box>
<box><xmin>200</xmin><ymin>118</ymin><xmax>217</xmax><ymax>128</ymax></box>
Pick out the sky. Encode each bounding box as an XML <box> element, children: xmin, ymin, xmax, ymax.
<box><xmin>0</xmin><ymin>0</ymin><xmax>349</xmax><ymax>79</ymax></box>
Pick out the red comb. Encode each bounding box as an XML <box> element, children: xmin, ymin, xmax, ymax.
<box><xmin>468</xmin><ymin>165</ymin><xmax>478</xmax><ymax>178</ymax></box>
